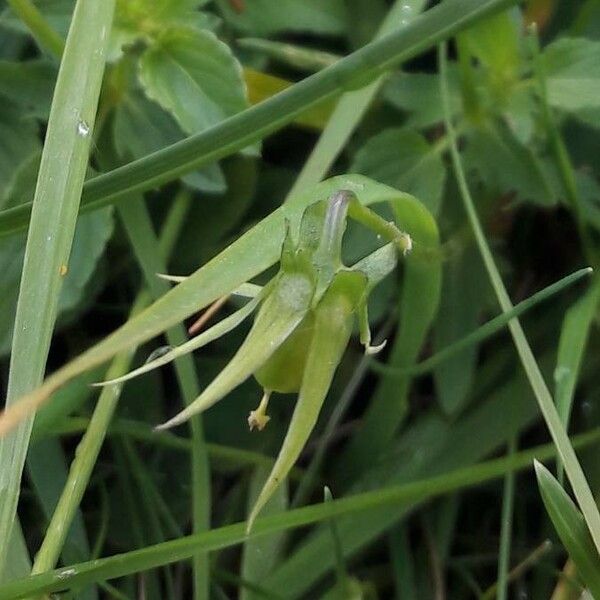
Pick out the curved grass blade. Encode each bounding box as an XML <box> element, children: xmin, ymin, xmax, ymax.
<box><xmin>0</xmin><ymin>0</ymin><xmax>519</xmax><ymax>238</ymax></box>
<box><xmin>0</xmin><ymin>0</ymin><xmax>115</xmax><ymax>573</ymax></box>
<box><xmin>2</xmin><ymin>429</ymin><xmax>600</xmax><ymax>599</ymax></box>
<box><xmin>94</xmin><ymin>294</ymin><xmax>261</xmax><ymax>388</ymax></box>
<box><xmin>535</xmin><ymin>461</ymin><xmax>600</xmax><ymax>597</ymax></box>
<box><xmin>0</xmin><ymin>177</ymin><xmax>435</xmax><ymax>436</ymax></box>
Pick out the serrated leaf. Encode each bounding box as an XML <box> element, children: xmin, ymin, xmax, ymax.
<box><xmin>543</xmin><ymin>37</ymin><xmax>600</xmax><ymax>113</ymax></box>
<box><xmin>382</xmin><ymin>69</ymin><xmax>461</xmax><ymax>128</ymax></box>
<box><xmin>351</xmin><ymin>128</ymin><xmax>446</xmax><ymax>215</ymax></box>
<box><xmin>139</xmin><ymin>27</ymin><xmax>249</xmax><ymax>135</ymax></box>
<box><xmin>110</xmin><ymin>0</ymin><xmax>216</xmax><ymax>60</ymax></box>
<box><xmin>216</xmin><ymin>0</ymin><xmax>347</xmax><ymax>36</ymax></box>
<box><xmin>465</xmin><ymin>122</ymin><xmax>556</xmax><ymax>206</ymax></box>
<box><xmin>535</xmin><ymin>460</ymin><xmax>600</xmax><ymax>597</ymax></box>
<box><xmin>113</xmin><ymin>89</ymin><xmax>225</xmax><ymax>192</ymax></box>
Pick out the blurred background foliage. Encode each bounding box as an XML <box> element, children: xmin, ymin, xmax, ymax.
<box><xmin>2</xmin><ymin>0</ymin><xmax>600</xmax><ymax>598</ymax></box>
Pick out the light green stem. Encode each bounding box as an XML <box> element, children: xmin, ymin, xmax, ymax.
<box><xmin>30</xmin><ymin>195</ymin><xmax>188</xmax><ymax>577</ymax></box>
<box><xmin>439</xmin><ymin>41</ymin><xmax>600</xmax><ymax>555</ymax></box>
<box><xmin>6</xmin><ymin>0</ymin><xmax>64</xmax><ymax>58</ymax></box>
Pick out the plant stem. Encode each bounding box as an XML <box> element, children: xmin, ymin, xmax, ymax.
<box><xmin>496</xmin><ymin>436</ymin><xmax>516</xmax><ymax>600</ymax></box>
<box><xmin>439</xmin><ymin>41</ymin><xmax>600</xmax><ymax>555</ymax></box>
<box><xmin>30</xmin><ymin>194</ymin><xmax>189</xmax><ymax>577</ymax></box>
<box><xmin>117</xmin><ymin>197</ymin><xmax>211</xmax><ymax>600</ymax></box>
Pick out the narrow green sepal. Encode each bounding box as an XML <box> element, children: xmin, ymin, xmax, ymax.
<box><xmin>155</xmin><ymin>270</ymin><xmax>314</xmax><ymax>430</ymax></box>
<box><xmin>247</xmin><ymin>270</ymin><xmax>366</xmax><ymax>531</ymax></box>
<box><xmin>350</xmin><ymin>242</ymin><xmax>398</xmax><ymax>292</ymax></box>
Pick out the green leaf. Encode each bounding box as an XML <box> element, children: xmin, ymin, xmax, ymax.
<box><xmin>535</xmin><ymin>460</ymin><xmax>600</xmax><ymax>597</ymax></box>
<box><xmin>351</xmin><ymin>128</ymin><xmax>446</xmax><ymax>215</ymax></box>
<box><xmin>139</xmin><ymin>27</ymin><xmax>249</xmax><ymax>136</ymax></box>
<box><xmin>543</xmin><ymin>37</ymin><xmax>600</xmax><ymax>113</ymax></box>
<box><xmin>2</xmin><ymin>523</ymin><xmax>30</xmax><ymax>583</ymax></box>
<box><xmin>465</xmin><ymin>122</ymin><xmax>556</xmax><ymax>206</ymax></box>
<box><xmin>113</xmin><ymin>89</ymin><xmax>225</xmax><ymax>192</ymax></box>
<box><xmin>433</xmin><ymin>245</ymin><xmax>484</xmax><ymax>415</ymax></box>
<box><xmin>0</xmin><ymin>153</ymin><xmax>114</xmax><ymax>356</ymax></box>
<box><xmin>0</xmin><ymin>0</ymin><xmax>525</xmax><ymax>238</ymax></box>
<box><xmin>216</xmin><ymin>0</ymin><xmax>347</xmax><ymax>36</ymax></box>
<box><xmin>459</xmin><ymin>9</ymin><xmax>521</xmax><ymax>82</ymax></box>
<box><xmin>382</xmin><ymin>68</ymin><xmax>461</xmax><ymax>128</ymax></box>
<box><xmin>0</xmin><ymin>60</ymin><xmax>56</xmax><ymax>119</ymax></box>
<box><xmin>0</xmin><ymin>106</ymin><xmax>39</xmax><ymax>203</ymax></box>
<box><xmin>554</xmin><ymin>280</ymin><xmax>600</xmax><ymax>428</ymax></box>
<box><xmin>110</xmin><ymin>0</ymin><xmax>215</xmax><ymax>60</ymax></box>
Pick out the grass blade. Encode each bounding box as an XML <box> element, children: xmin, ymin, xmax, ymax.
<box><xmin>5</xmin><ymin>0</ymin><xmax>64</xmax><ymax>58</ymax></box>
<box><xmin>2</xmin><ymin>430</ymin><xmax>600</xmax><ymax>599</ymax></box>
<box><xmin>0</xmin><ymin>0</ymin><xmax>520</xmax><ymax>238</ymax></box>
<box><xmin>117</xmin><ymin>197</ymin><xmax>211</xmax><ymax>599</ymax></box>
<box><xmin>535</xmin><ymin>461</ymin><xmax>600</xmax><ymax>597</ymax></box>
<box><xmin>30</xmin><ymin>196</ymin><xmax>188</xmax><ymax>580</ymax></box>
<box><xmin>0</xmin><ymin>0</ymin><xmax>115</xmax><ymax>573</ymax></box>
<box><xmin>372</xmin><ymin>267</ymin><xmax>593</xmax><ymax>377</ymax></box>
<box><xmin>439</xmin><ymin>41</ymin><xmax>600</xmax><ymax>554</ymax></box>
<box><xmin>286</xmin><ymin>0</ymin><xmax>427</xmax><ymax>198</ymax></box>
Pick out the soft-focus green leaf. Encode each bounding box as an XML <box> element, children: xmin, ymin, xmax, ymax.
<box><xmin>1</xmin><ymin>0</ymin><xmax>74</xmax><ymax>39</ymax></box>
<box><xmin>0</xmin><ymin>152</ymin><xmax>114</xmax><ymax>355</ymax></box>
<box><xmin>216</xmin><ymin>0</ymin><xmax>348</xmax><ymax>36</ymax></box>
<box><xmin>0</xmin><ymin>60</ymin><xmax>56</xmax><ymax>119</ymax></box>
<box><xmin>535</xmin><ymin>460</ymin><xmax>600</xmax><ymax>597</ymax></box>
<box><xmin>555</xmin><ymin>280</ymin><xmax>600</xmax><ymax>427</ymax></box>
<box><xmin>351</xmin><ymin>128</ymin><xmax>446</xmax><ymax>215</ymax></box>
<box><xmin>2</xmin><ymin>523</ymin><xmax>30</xmax><ymax>583</ymax></box>
<box><xmin>543</xmin><ymin>37</ymin><xmax>600</xmax><ymax>113</ymax></box>
<box><xmin>382</xmin><ymin>69</ymin><xmax>461</xmax><ymax>128</ymax></box>
<box><xmin>113</xmin><ymin>89</ymin><xmax>225</xmax><ymax>192</ymax></box>
<box><xmin>459</xmin><ymin>10</ymin><xmax>521</xmax><ymax>82</ymax></box>
<box><xmin>139</xmin><ymin>27</ymin><xmax>249</xmax><ymax>136</ymax></box>
<box><xmin>0</xmin><ymin>107</ymin><xmax>39</xmax><ymax>203</ymax></box>
<box><xmin>433</xmin><ymin>245</ymin><xmax>484</xmax><ymax>415</ymax></box>
<box><xmin>465</xmin><ymin>122</ymin><xmax>556</xmax><ymax>205</ymax></box>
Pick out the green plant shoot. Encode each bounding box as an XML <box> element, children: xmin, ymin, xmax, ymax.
<box><xmin>95</xmin><ymin>190</ymin><xmax>411</xmax><ymax>530</ymax></box>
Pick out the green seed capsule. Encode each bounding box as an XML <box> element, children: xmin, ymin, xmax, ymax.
<box><xmin>254</xmin><ymin>312</ymin><xmax>315</xmax><ymax>394</ymax></box>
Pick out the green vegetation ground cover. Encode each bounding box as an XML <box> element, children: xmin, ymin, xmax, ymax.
<box><xmin>2</xmin><ymin>0</ymin><xmax>600</xmax><ymax>598</ymax></box>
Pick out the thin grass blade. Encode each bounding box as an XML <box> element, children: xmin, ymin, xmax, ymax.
<box><xmin>535</xmin><ymin>460</ymin><xmax>600</xmax><ymax>597</ymax></box>
<box><xmin>0</xmin><ymin>0</ymin><xmax>114</xmax><ymax>572</ymax></box>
